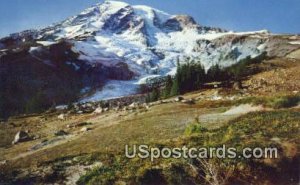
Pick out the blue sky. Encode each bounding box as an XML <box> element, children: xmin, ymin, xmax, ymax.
<box><xmin>0</xmin><ymin>0</ymin><xmax>299</xmax><ymax>37</ymax></box>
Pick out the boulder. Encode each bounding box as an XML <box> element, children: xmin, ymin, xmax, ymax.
<box><xmin>54</xmin><ymin>130</ymin><xmax>68</xmax><ymax>136</ymax></box>
<box><xmin>93</xmin><ymin>107</ymin><xmax>103</xmax><ymax>114</ymax></box>
<box><xmin>175</xmin><ymin>96</ymin><xmax>184</xmax><ymax>102</ymax></box>
<box><xmin>33</xmin><ymin>135</ymin><xmax>41</xmax><ymax>140</ymax></box>
<box><xmin>129</xmin><ymin>102</ymin><xmax>138</xmax><ymax>109</ymax></box>
<box><xmin>80</xmin><ymin>127</ymin><xmax>91</xmax><ymax>132</ymax></box>
<box><xmin>233</xmin><ymin>81</ymin><xmax>243</xmax><ymax>90</ymax></box>
<box><xmin>0</xmin><ymin>160</ymin><xmax>7</xmax><ymax>165</ymax></box>
<box><xmin>114</xmin><ymin>106</ymin><xmax>120</xmax><ymax>111</ymax></box>
<box><xmin>181</xmin><ymin>99</ymin><xmax>195</xmax><ymax>105</ymax></box>
<box><xmin>57</xmin><ymin>114</ymin><xmax>66</xmax><ymax>120</ymax></box>
<box><xmin>142</xmin><ymin>103</ymin><xmax>150</xmax><ymax>110</ymax></box>
<box><xmin>12</xmin><ymin>131</ymin><xmax>30</xmax><ymax>144</ymax></box>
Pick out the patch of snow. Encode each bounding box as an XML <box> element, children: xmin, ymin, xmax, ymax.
<box><xmin>257</xmin><ymin>43</ymin><xmax>267</xmax><ymax>51</ymax></box>
<box><xmin>137</xmin><ymin>75</ymin><xmax>161</xmax><ymax>84</ymax></box>
<box><xmin>72</xmin><ymin>41</ymin><xmax>123</xmax><ymax>67</ymax></box>
<box><xmin>289</xmin><ymin>41</ymin><xmax>300</xmax><ymax>45</ymax></box>
<box><xmin>198</xmin><ymin>32</ymin><xmax>231</xmax><ymax>40</ymax></box>
<box><xmin>29</xmin><ymin>47</ymin><xmax>39</xmax><ymax>52</ymax></box>
<box><xmin>64</xmin><ymin>25</ymin><xmax>84</xmax><ymax>38</ymax></box>
<box><xmin>56</xmin><ymin>105</ymin><xmax>68</xmax><ymax>110</ymax></box>
<box><xmin>0</xmin><ymin>49</ymin><xmax>8</xmax><ymax>52</ymax></box>
<box><xmin>66</xmin><ymin>61</ymin><xmax>80</xmax><ymax>70</ymax></box>
<box><xmin>233</xmin><ymin>30</ymin><xmax>269</xmax><ymax>36</ymax></box>
<box><xmin>37</xmin><ymin>40</ymin><xmax>57</xmax><ymax>46</ymax></box>
<box><xmin>81</xmin><ymin>80</ymin><xmax>139</xmax><ymax>102</ymax></box>
<box><xmin>72</xmin><ymin>63</ymin><xmax>80</xmax><ymax>71</ymax></box>
<box><xmin>80</xmin><ymin>87</ymin><xmax>91</xmax><ymax>94</ymax></box>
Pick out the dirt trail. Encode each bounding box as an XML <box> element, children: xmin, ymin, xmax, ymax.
<box><xmin>199</xmin><ymin>104</ymin><xmax>268</xmax><ymax>129</ymax></box>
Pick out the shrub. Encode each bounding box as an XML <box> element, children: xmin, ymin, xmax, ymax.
<box><xmin>77</xmin><ymin>166</ymin><xmax>116</xmax><ymax>185</ymax></box>
<box><xmin>184</xmin><ymin>124</ymin><xmax>208</xmax><ymax>136</ymax></box>
<box><xmin>164</xmin><ymin>162</ymin><xmax>194</xmax><ymax>185</ymax></box>
<box><xmin>268</xmin><ymin>96</ymin><xmax>300</xmax><ymax>109</ymax></box>
<box><xmin>184</xmin><ymin>118</ymin><xmax>208</xmax><ymax>135</ymax></box>
<box><xmin>136</xmin><ymin>168</ymin><xmax>166</xmax><ymax>185</ymax></box>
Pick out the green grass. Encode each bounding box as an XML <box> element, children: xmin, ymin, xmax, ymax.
<box><xmin>267</xmin><ymin>95</ymin><xmax>300</xmax><ymax>108</ymax></box>
<box><xmin>184</xmin><ymin>118</ymin><xmax>208</xmax><ymax>136</ymax></box>
<box><xmin>235</xmin><ymin>94</ymin><xmax>300</xmax><ymax>109</ymax></box>
<box><xmin>2</xmin><ymin>94</ymin><xmax>299</xmax><ymax>184</ymax></box>
<box><xmin>77</xmin><ymin>109</ymin><xmax>300</xmax><ymax>185</ymax></box>
<box><xmin>197</xmin><ymin>94</ymin><xmax>300</xmax><ymax>110</ymax></box>
<box><xmin>77</xmin><ymin>166</ymin><xmax>117</xmax><ymax>185</ymax></box>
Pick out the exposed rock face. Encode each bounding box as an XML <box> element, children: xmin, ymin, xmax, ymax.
<box><xmin>12</xmin><ymin>131</ymin><xmax>30</xmax><ymax>144</ymax></box>
<box><xmin>0</xmin><ymin>40</ymin><xmax>135</xmax><ymax>118</ymax></box>
<box><xmin>163</xmin><ymin>15</ymin><xmax>197</xmax><ymax>31</ymax></box>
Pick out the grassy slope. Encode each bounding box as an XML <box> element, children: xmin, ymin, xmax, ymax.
<box><xmin>0</xmin><ymin>100</ymin><xmax>226</xmax><ymax>168</ymax></box>
<box><xmin>76</xmin><ymin>108</ymin><xmax>300</xmax><ymax>185</ymax></box>
<box><xmin>1</xmin><ymin>94</ymin><xmax>299</xmax><ymax>184</ymax></box>
<box><xmin>0</xmin><ymin>58</ymin><xmax>299</xmax><ymax>184</ymax></box>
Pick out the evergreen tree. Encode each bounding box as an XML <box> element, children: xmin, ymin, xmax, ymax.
<box><xmin>207</xmin><ymin>64</ymin><xmax>221</xmax><ymax>81</ymax></box>
<box><xmin>193</xmin><ymin>61</ymin><xmax>206</xmax><ymax>89</ymax></box>
<box><xmin>170</xmin><ymin>59</ymin><xmax>205</xmax><ymax>95</ymax></box>
<box><xmin>170</xmin><ymin>60</ymin><xmax>181</xmax><ymax>96</ymax></box>
<box><xmin>170</xmin><ymin>78</ymin><xmax>180</xmax><ymax>96</ymax></box>
<box><xmin>162</xmin><ymin>75</ymin><xmax>173</xmax><ymax>98</ymax></box>
<box><xmin>149</xmin><ymin>88</ymin><xmax>160</xmax><ymax>102</ymax></box>
<box><xmin>145</xmin><ymin>93</ymin><xmax>151</xmax><ymax>103</ymax></box>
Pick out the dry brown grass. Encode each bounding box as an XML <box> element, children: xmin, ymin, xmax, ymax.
<box><xmin>1</xmin><ymin>100</ymin><xmax>227</xmax><ymax>170</ymax></box>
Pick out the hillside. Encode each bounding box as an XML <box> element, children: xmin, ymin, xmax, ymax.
<box><xmin>0</xmin><ymin>56</ymin><xmax>299</xmax><ymax>184</ymax></box>
<box><xmin>0</xmin><ymin>1</ymin><xmax>300</xmax><ymax>185</ymax></box>
<box><xmin>1</xmin><ymin>1</ymin><xmax>300</xmax><ymax>118</ymax></box>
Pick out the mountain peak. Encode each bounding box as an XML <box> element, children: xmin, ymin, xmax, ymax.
<box><xmin>97</xmin><ymin>0</ymin><xmax>130</xmax><ymax>11</ymax></box>
<box><xmin>2</xmin><ymin>0</ymin><xmax>289</xmax><ymax>102</ymax></box>
<box><xmin>103</xmin><ymin>0</ymin><xmax>129</xmax><ymax>6</ymax></box>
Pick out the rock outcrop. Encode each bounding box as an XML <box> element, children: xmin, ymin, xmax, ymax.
<box><xmin>12</xmin><ymin>131</ymin><xmax>30</xmax><ymax>144</ymax></box>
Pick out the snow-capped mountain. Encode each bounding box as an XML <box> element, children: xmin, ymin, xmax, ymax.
<box><xmin>1</xmin><ymin>0</ymin><xmax>300</xmax><ymax>103</ymax></box>
<box><xmin>37</xmin><ymin>1</ymin><xmax>228</xmax><ymax>75</ymax></box>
